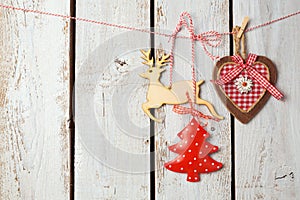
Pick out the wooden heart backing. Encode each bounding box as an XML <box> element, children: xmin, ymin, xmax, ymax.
<box><xmin>213</xmin><ymin>56</ymin><xmax>277</xmax><ymax>124</ymax></box>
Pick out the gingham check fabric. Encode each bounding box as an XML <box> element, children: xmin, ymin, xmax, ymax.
<box><xmin>219</xmin><ymin>63</ymin><xmax>269</xmax><ymax>111</ymax></box>
<box><xmin>217</xmin><ymin>54</ymin><xmax>258</xmax><ymax>85</ymax></box>
<box><xmin>216</xmin><ymin>54</ymin><xmax>283</xmax><ymax>111</ymax></box>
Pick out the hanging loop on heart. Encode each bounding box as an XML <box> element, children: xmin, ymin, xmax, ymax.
<box><xmin>233</xmin><ymin>26</ymin><xmax>247</xmax><ymax>60</ymax></box>
<box><xmin>212</xmin><ymin>17</ymin><xmax>284</xmax><ymax>123</ymax></box>
<box><xmin>214</xmin><ymin>27</ymin><xmax>284</xmax><ymax>100</ymax></box>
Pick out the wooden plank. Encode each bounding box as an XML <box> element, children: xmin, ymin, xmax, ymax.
<box><xmin>154</xmin><ymin>1</ymin><xmax>232</xmax><ymax>199</ymax></box>
<box><xmin>0</xmin><ymin>1</ymin><xmax>70</xmax><ymax>199</ymax></box>
<box><xmin>75</xmin><ymin>0</ymin><xmax>150</xmax><ymax>199</ymax></box>
<box><xmin>233</xmin><ymin>1</ymin><xmax>300</xmax><ymax>199</ymax></box>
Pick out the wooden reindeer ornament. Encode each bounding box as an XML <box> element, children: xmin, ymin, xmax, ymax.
<box><xmin>140</xmin><ymin>49</ymin><xmax>224</xmax><ymax>122</ymax></box>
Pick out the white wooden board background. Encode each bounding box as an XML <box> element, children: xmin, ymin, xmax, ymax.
<box><xmin>0</xmin><ymin>0</ymin><xmax>70</xmax><ymax>199</ymax></box>
<box><xmin>0</xmin><ymin>0</ymin><xmax>299</xmax><ymax>199</ymax></box>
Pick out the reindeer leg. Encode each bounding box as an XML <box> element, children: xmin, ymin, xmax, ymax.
<box><xmin>195</xmin><ymin>80</ymin><xmax>224</xmax><ymax>120</ymax></box>
<box><xmin>142</xmin><ymin>102</ymin><xmax>163</xmax><ymax>123</ymax></box>
<box><xmin>196</xmin><ymin>98</ymin><xmax>224</xmax><ymax>120</ymax></box>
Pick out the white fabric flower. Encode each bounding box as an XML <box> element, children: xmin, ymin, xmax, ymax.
<box><xmin>235</xmin><ymin>76</ymin><xmax>253</xmax><ymax>93</ymax></box>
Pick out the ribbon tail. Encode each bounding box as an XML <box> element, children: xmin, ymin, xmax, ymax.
<box><xmin>266</xmin><ymin>84</ymin><xmax>284</xmax><ymax>100</ymax></box>
<box><xmin>248</xmin><ymin>69</ymin><xmax>284</xmax><ymax>100</ymax></box>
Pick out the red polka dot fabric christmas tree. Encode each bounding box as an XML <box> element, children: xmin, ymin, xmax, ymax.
<box><xmin>164</xmin><ymin>118</ymin><xmax>223</xmax><ymax>182</ymax></box>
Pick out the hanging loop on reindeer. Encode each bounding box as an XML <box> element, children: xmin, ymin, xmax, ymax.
<box><xmin>140</xmin><ymin>49</ymin><xmax>224</xmax><ymax>123</ymax></box>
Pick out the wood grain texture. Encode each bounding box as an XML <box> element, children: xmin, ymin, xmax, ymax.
<box><xmin>233</xmin><ymin>1</ymin><xmax>300</xmax><ymax>199</ymax></box>
<box><xmin>75</xmin><ymin>0</ymin><xmax>150</xmax><ymax>199</ymax></box>
<box><xmin>154</xmin><ymin>1</ymin><xmax>231</xmax><ymax>199</ymax></box>
<box><xmin>0</xmin><ymin>0</ymin><xmax>70</xmax><ymax>199</ymax></box>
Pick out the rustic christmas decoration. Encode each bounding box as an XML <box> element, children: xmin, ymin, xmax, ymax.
<box><xmin>164</xmin><ymin>118</ymin><xmax>222</xmax><ymax>182</ymax></box>
<box><xmin>140</xmin><ymin>49</ymin><xmax>223</xmax><ymax>123</ymax></box>
<box><xmin>213</xmin><ymin>18</ymin><xmax>284</xmax><ymax>123</ymax></box>
<box><xmin>168</xmin><ymin>123</ymin><xmax>219</xmax><ymax>156</ymax></box>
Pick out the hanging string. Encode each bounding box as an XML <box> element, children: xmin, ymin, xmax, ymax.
<box><xmin>0</xmin><ymin>4</ymin><xmax>299</xmax><ymax>60</ymax></box>
<box><xmin>168</xmin><ymin>13</ymin><xmax>225</xmax><ymax>121</ymax></box>
<box><xmin>244</xmin><ymin>11</ymin><xmax>300</xmax><ymax>32</ymax></box>
<box><xmin>169</xmin><ymin>12</ymin><xmax>198</xmax><ymax>100</ymax></box>
<box><xmin>233</xmin><ymin>26</ymin><xmax>247</xmax><ymax>59</ymax></box>
<box><xmin>168</xmin><ymin>12</ymin><xmax>222</xmax><ymax>99</ymax></box>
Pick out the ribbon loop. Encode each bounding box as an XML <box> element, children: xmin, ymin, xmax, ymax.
<box><xmin>231</xmin><ymin>54</ymin><xmax>244</xmax><ymax>65</ymax></box>
<box><xmin>173</xmin><ymin>105</ymin><xmax>219</xmax><ymax>121</ymax></box>
<box><xmin>246</xmin><ymin>53</ymin><xmax>258</xmax><ymax>66</ymax></box>
<box><xmin>172</xmin><ymin>93</ymin><xmax>220</xmax><ymax>121</ymax></box>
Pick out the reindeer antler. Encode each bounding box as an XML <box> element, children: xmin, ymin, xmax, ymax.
<box><xmin>141</xmin><ymin>49</ymin><xmax>154</xmax><ymax>67</ymax></box>
<box><xmin>141</xmin><ymin>49</ymin><xmax>170</xmax><ymax>68</ymax></box>
<box><xmin>156</xmin><ymin>51</ymin><xmax>170</xmax><ymax>68</ymax></box>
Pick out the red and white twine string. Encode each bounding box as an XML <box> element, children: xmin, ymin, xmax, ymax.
<box><xmin>0</xmin><ymin>3</ymin><xmax>296</xmax><ymax>119</ymax></box>
<box><xmin>244</xmin><ymin>11</ymin><xmax>300</xmax><ymax>33</ymax></box>
<box><xmin>169</xmin><ymin>12</ymin><xmax>198</xmax><ymax>98</ymax></box>
<box><xmin>168</xmin><ymin>12</ymin><xmax>223</xmax><ymax>99</ymax></box>
<box><xmin>0</xmin><ymin>4</ymin><xmax>298</xmax><ymax>44</ymax></box>
<box><xmin>169</xmin><ymin>12</ymin><xmax>222</xmax><ymax>120</ymax></box>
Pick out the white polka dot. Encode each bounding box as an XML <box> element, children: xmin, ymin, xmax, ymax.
<box><xmin>204</xmin><ymin>159</ymin><xmax>207</xmax><ymax>162</ymax></box>
<box><xmin>205</xmin><ymin>169</ymin><xmax>208</xmax><ymax>172</ymax></box>
<box><xmin>188</xmin><ymin>149</ymin><xmax>192</xmax><ymax>153</ymax></box>
<box><xmin>174</xmin><ymin>148</ymin><xmax>177</xmax><ymax>151</ymax></box>
<box><xmin>185</xmin><ymin>128</ymin><xmax>189</xmax><ymax>132</ymax></box>
<box><xmin>184</xmin><ymin>141</ymin><xmax>187</xmax><ymax>144</ymax></box>
<box><xmin>180</xmin><ymin>168</ymin><xmax>184</xmax><ymax>170</ymax></box>
<box><xmin>205</xmin><ymin>145</ymin><xmax>208</xmax><ymax>148</ymax></box>
<box><xmin>197</xmin><ymin>128</ymin><xmax>200</xmax><ymax>131</ymax></box>
<box><xmin>199</xmin><ymin>163</ymin><xmax>202</xmax><ymax>166</ymax></box>
<box><xmin>213</xmin><ymin>147</ymin><xmax>216</xmax><ymax>150</ymax></box>
<box><xmin>179</xmin><ymin>145</ymin><xmax>182</xmax><ymax>147</ymax></box>
<box><xmin>217</xmin><ymin>166</ymin><xmax>220</xmax><ymax>169</ymax></box>
<box><xmin>212</xmin><ymin>163</ymin><xmax>215</xmax><ymax>166</ymax></box>
<box><xmin>195</xmin><ymin>177</ymin><xmax>198</xmax><ymax>180</ymax></box>
<box><xmin>169</xmin><ymin>165</ymin><xmax>172</xmax><ymax>168</ymax></box>
<box><xmin>195</xmin><ymin>143</ymin><xmax>198</xmax><ymax>146</ymax></box>
<box><xmin>191</xmin><ymin>122</ymin><xmax>194</xmax><ymax>125</ymax></box>
<box><xmin>189</xmin><ymin>162</ymin><xmax>192</xmax><ymax>165</ymax></box>
<box><xmin>182</xmin><ymin>155</ymin><xmax>186</xmax><ymax>157</ymax></box>
<box><xmin>177</xmin><ymin>159</ymin><xmax>180</xmax><ymax>162</ymax></box>
<box><xmin>200</xmin><ymin>151</ymin><xmax>202</xmax><ymax>154</ymax></box>
<box><xmin>189</xmin><ymin>177</ymin><xmax>191</xmax><ymax>179</ymax></box>
<box><xmin>203</xmin><ymin>134</ymin><xmax>206</xmax><ymax>137</ymax></box>
<box><xmin>194</xmin><ymin>157</ymin><xmax>197</xmax><ymax>160</ymax></box>
<box><xmin>194</xmin><ymin>170</ymin><xmax>197</xmax><ymax>172</ymax></box>
<box><xmin>191</xmin><ymin>135</ymin><xmax>194</xmax><ymax>138</ymax></box>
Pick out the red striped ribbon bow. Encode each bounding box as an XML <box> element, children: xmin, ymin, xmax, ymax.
<box><xmin>215</xmin><ymin>54</ymin><xmax>284</xmax><ymax>100</ymax></box>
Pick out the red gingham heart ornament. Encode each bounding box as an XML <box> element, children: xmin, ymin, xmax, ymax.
<box><xmin>213</xmin><ymin>54</ymin><xmax>283</xmax><ymax>123</ymax></box>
